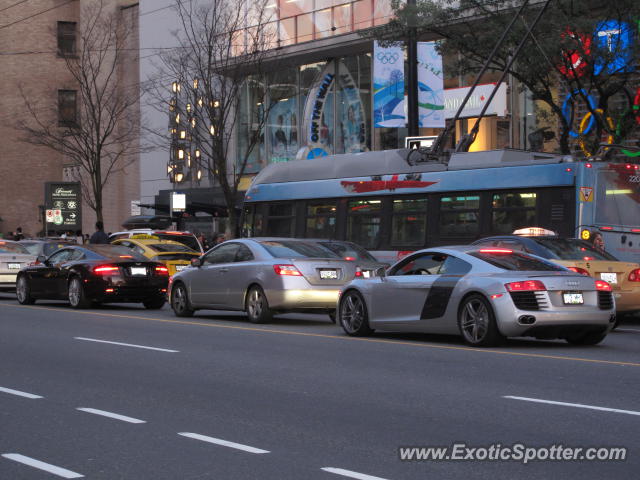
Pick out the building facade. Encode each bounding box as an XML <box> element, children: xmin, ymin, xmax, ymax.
<box><xmin>0</xmin><ymin>0</ymin><xmax>140</xmax><ymax>238</ymax></box>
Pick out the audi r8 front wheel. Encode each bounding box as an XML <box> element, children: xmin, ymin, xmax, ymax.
<box><xmin>339</xmin><ymin>290</ymin><xmax>373</xmax><ymax>337</ymax></box>
<box><xmin>458</xmin><ymin>294</ymin><xmax>504</xmax><ymax>347</ymax></box>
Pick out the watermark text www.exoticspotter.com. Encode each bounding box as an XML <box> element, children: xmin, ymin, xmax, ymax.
<box><xmin>399</xmin><ymin>443</ymin><xmax>627</xmax><ymax>464</ymax></box>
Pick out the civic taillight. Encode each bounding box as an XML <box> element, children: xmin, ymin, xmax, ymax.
<box><xmin>595</xmin><ymin>280</ymin><xmax>612</xmax><ymax>292</ymax></box>
<box><xmin>505</xmin><ymin>280</ymin><xmax>546</xmax><ymax>291</ymax></box>
<box><xmin>273</xmin><ymin>264</ymin><xmax>302</xmax><ymax>276</ymax></box>
<box><xmin>628</xmin><ymin>268</ymin><xmax>640</xmax><ymax>282</ymax></box>
<box><xmin>567</xmin><ymin>267</ymin><xmax>590</xmax><ymax>276</ymax></box>
<box><xmin>94</xmin><ymin>265</ymin><xmax>119</xmax><ymax>274</ymax></box>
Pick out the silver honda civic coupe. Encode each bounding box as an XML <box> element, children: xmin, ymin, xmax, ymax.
<box><xmin>337</xmin><ymin>246</ymin><xmax>616</xmax><ymax>346</ymax></box>
<box><xmin>169</xmin><ymin>238</ymin><xmax>357</xmax><ymax>323</ymax></box>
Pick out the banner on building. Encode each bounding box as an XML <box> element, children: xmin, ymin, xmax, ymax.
<box><xmin>44</xmin><ymin>182</ymin><xmax>81</xmax><ymax>230</ymax></box>
<box><xmin>373</xmin><ymin>41</ymin><xmax>405</xmax><ymax>128</ymax></box>
<box><xmin>417</xmin><ymin>42</ymin><xmax>445</xmax><ymax>128</ymax></box>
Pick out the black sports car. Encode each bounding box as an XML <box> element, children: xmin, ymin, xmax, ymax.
<box><xmin>15</xmin><ymin>245</ymin><xmax>169</xmax><ymax>309</ymax></box>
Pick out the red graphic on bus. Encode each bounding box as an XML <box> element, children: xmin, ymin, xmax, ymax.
<box><xmin>341</xmin><ymin>174</ymin><xmax>438</xmax><ymax>193</ymax></box>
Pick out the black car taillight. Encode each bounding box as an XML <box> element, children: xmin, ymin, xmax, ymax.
<box><xmin>155</xmin><ymin>265</ymin><xmax>169</xmax><ymax>275</ymax></box>
<box><xmin>93</xmin><ymin>265</ymin><xmax>119</xmax><ymax>274</ymax></box>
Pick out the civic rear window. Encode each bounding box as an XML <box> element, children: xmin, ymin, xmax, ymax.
<box><xmin>469</xmin><ymin>251</ymin><xmax>566</xmax><ymax>271</ymax></box>
<box><xmin>149</xmin><ymin>243</ymin><xmax>196</xmax><ymax>253</ymax></box>
<box><xmin>259</xmin><ymin>241</ymin><xmax>339</xmax><ymax>259</ymax></box>
<box><xmin>534</xmin><ymin>238</ymin><xmax>617</xmax><ymax>261</ymax></box>
<box><xmin>155</xmin><ymin>234</ymin><xmax>201</xmax><ymax>252</ymax></box>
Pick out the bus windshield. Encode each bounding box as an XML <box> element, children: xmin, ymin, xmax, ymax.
<box><xmin>595</xmin><ymin>167</ymin><xmax>640</xmax><ymax>227</ymax></box>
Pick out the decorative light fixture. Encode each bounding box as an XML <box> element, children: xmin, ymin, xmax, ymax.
<box><xmin>187</xmin><ymin>152</ymin><xmax>191</xmax><ymax>167</ymax></box>
<box><xmin>197</xmin><ymin>98</ymin><xmax>204</xmax><ymax>107</ymax></box>
<box><xmin>191</xmin><ymin>118</ymin><xmax>196</xmax><ymax>128</ymax></box>
<box><xmin>197</xmin><ymin>169</ymin><xmax>202</xmax><ymax>180</ymax></box>
<box><xmin>209</xmin><ymin>125</ymin><xmax>215</xmax><ymax>136</ymax></box>
<box><xmin>171</xmin><ymin>81</ymin><xmax>180</xmax><ymax>93</ymax></box>
<box><xmin>178</xmin><ymin>149</ymin><xmax>184</xmax><ymax>159</ymax></box>
<box><xmin>195</xmin><ymin>149</ymin><xmax>201</xmax><ymax>158</ymax></box>
<box><xmin>180</xmin><ymin>130</ymin><xmax>186</xmax><ymax>139</ymax></box>
<box><xmin>175</xmin><ymin>171</ymin><xmax>184</xmax><ymax>182</ymax></box>
<box><xmin>193</xmin><ymin>78</ymin><xmax>199</xmax><ymax>89</ymax></box>
<box><xmin>175</xmin><ymin>113</ymin><xmax>180</xmax><ymax>124</ymax></box>
<box><xmin>167</xmin><ymin>164</ymin><xmax>173</xmax><ymax>174</ymax></box>
<box><xmin>186</xmin><ymin>103</ymin><xmax>191</xmax><ymax>113</ymax></box>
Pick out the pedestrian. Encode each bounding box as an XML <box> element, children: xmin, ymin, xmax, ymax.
<box><xmin>591</xmin><ymin>232</ymin><xmax>605</xmax><ymax>253</ymax></box>
<box><xmin>214</xmin><ymin>233</ymin><xmax>226</xmax><ymax>245</ymax></box>
<box><xmin>75</xmin><ymin>230</ymin><xmax>83</xmax><ymax>245</ymax></box>
<box><xmin>84</xmin><ymin>233</ymin><xmax>90</xmax><ymax>244</ymax></box>
<box><xmin>89</xmin><ymin>221</ymin><xmax>109</xmax><ymax>244</ymax></box>
<box><xmin>197</xmin><ymin>233</ymin><xmax>210</xmax><ymax>251</ymax></box>
<box><xmin>14</xmin><ymin>227</ymin><xmax>24</xmax><ymax>241</ymax></box>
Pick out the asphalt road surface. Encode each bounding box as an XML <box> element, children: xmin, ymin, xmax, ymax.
<box><xmin>1</xmin><ymin>293</ymin><xmax>639</xmax><ymax>479</ymax></box>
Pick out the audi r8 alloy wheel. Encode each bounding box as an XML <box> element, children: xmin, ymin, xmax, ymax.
<box><xmin>339</xmin><ymin>290</ymin><xmax>373</xmax><ymax>336</ymax></box>
<box><xmin>458</xmin><ymin>294</ymin><xmax>504</xmax><ymax>347</ymax></box>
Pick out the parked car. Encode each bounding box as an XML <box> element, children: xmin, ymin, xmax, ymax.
<box><xmin>0</xmin><ymin>240</ymin><xmax>37</xmax><ymax>291</ymax></box>
<box><xmin>337</xmin><ymin>246</ymin><xmax>616</xmax><ymax>346</ymax></box>
<box><xmin>472</xmin><ymin>235</ymin><xmax>640</xmax><ymax>316</ymax></box>
<box><xmin>15</xmin><ymin>244</ymin><xmax>169</xmax><ymax>309</ymax></box>
<box><xmin>307</xmin><ymin>239</ymin><xmax>389</xmax><ymax>278</ymax></box>
<box><xmin>168</xmin><ymin>238</ymin><xmax>358</xmax><ymax>323</ymax></box>
<box><xmin>108</xmin><ymin>229</ymin><xmax>203</xmax><ymax>253</ymax></box>
<box><xmin>111</xmin><ymin>234</ymin><xmax>201</xmax><ymax>275</ymax></box>
<box><xmin>20</xmin><ymin>239</ymin><xmax>77</xmax><ymax>258</ymax></box>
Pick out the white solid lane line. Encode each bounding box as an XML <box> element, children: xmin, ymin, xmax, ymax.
<box><xmin>2</xmin><ymin>453</ymin><xmax>84</xmax><ymax>478</ymax></box>
<box><xmin>74</xmin><ymin>337</ymin><xmax>179</xmax><ymax>353</ymax></box>
<box><xmin>178</xmin><ymin>432</ymin><xmax>269</xmax><ymax>454</ymax></box>
<box><xmin>77</xmin><ymin>408</ymin><xmax>146</xmax><ymax>424</ymax></box>
<box><xmin>504</xmin><ymin>396</ymin><xmax>640</xmax><ymax>416</ymax></box>
<box><xmin>321</xmin><ymin>467</ymin><xmax>391</xmax><ymax>480</ymax></box>
<box><xmin>616</xmin><ymin>328</ymin><xmax>640</xmax><ymax>333</ymax></box>
<box><xmin>0</xmin><ymin>386</ymin><xmax>42</xmax><ymax>399</ymax></box>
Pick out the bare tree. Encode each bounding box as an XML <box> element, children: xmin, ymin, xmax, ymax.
<box><xmin>149</xmin><ymin>0</ymin><xmax>279</xmax><ymax>237</ymax></box>
<box><xmin>17</xmin><ymin>0</ymin><xmax>141</xmax><ymax>223</ymax></box>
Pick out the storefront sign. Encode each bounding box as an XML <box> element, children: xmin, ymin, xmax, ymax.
<box><xmin>44</xmin><ymin>182</ymin><xmax>81</xmax><ymax>230</ymax></box>
<box><xmin>170</xmin><ymin>192</ymin><xmax>186</xmax><ymax>213</ymax></box>
<box><xmin>373</xmin><ymin>41</ymin><xmax>405</xmax><ymax>128</ymax></box>
<box><xmin>594</xmin><ymin>20</ymin><xmax>634</xmax><ymax>75</ymax></box>
<box><xmin>443</xmin><ymin>83</ymin><xmax>508</xmax><ymax>119</ymax></box>
<box><xmin>417</xmin><ymin>42</ymin><xmax>445</xmax><ymax>128</ymax></box>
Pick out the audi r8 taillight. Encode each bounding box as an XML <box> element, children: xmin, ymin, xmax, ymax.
<box><xmin>505</xmin><ymin>280</ymin><xmax>546</xmax><ymax>291</ymax></box>
<box><xmin>595</xmin><ymin>280</ymin><xmax>612</xmax><ymax>292</ymax></box>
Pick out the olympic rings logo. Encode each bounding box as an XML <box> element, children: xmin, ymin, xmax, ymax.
<box><xmin>376</xmin><ymin>52</ymin><xmax>399</xmax><ymax>64</ymax></box>
<box><xmin>561</xmin><ymin>89</ymin><xmax>598</xmax><ymax>138</ymax></box>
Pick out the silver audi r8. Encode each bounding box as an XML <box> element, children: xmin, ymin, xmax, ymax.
<box><xmin>0</xmin><ymin>240</ymin><xmax>37</xmax><ymax>291</ymax></box>
<box><xmin>168</xmin><ymin>238</ymin><xmax>357</xmax><ymax>323</ymax></box>
<box><xmin>337</xmin><ymin>246</ymin><xmax>616</xmax><ymax>346</ymax></box>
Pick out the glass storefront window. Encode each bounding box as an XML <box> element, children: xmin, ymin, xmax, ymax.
<box><xmin>354</xmin><ymin>0</ymin><xmax>373</xmax><ymax>29</ymax></box>
<box><xmin>237</xmin><ymin>75</ymin><xmax>266</xmax><ymax>173</ymax></box>
<box><xmin>333</xmin><ymin>4</ymin><xmax>352</xmax><ymax>35</ymax></box>
<box><xmin>267</xmin><ymin>67</ymin><xmax>298</xmax><ymax>164</ymax></box>
<box><xmin>314</xmin><ymin>9</ymin><xmax>332</xmax><ymax>39</ymax></box>
<box><xmin>297</xmin><ymin>13</ymin><xmax>314</xmax><ymax>43</ymax></box>
<box><xmin>391</xmin><ymin>198</ymin><xmax>427</xmax><ymax>246</ymax></box>
<box><xmin>337</xmin><ymin>54</ymin><xmax>371</xmax><ymax>154</ymax></box>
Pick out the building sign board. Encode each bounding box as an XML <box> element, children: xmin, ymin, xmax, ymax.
<box><xmin>443</xmin><ymin>83</ymin><xmax>508</xmax><ymax>119</ymax></box>
<box><xmin>45</xmin><ymin>182</ymin><xmax>81</xmax><ymax>230</ymax></box>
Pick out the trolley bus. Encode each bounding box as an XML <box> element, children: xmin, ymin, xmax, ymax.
<box><xmin>242</xmin><ymin>149</ymin><xmax>640</xmax><ymax>264</ymax></box>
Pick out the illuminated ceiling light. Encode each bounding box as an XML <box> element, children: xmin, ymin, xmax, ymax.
<box><xmin>197</xmin><ymin>169</ymin><xmax>202</xmax><ymax>180</ymax></box>
<box><xmin>175</xmin><ymin>172</ymin><xmax>184</xmax><ymax>182</ymax></box>
<box><xmin>210</xmin><ymin>125</ymin><xmax>215</xmax><ymax>135</ymax></box>
<box><xmin>179</xmin><ymin>130</ymin><xmax>186</xmax><ymax>139</ymax></box>
<box><xmin>193</xmin><ymin>78</ymin><xmax>199</xmax><ymax>89</ymax></box>
<box><xmin>195</xmin><ymin>149</ymin><xmax>201</xmax><ymax>158</ymax></box>
<box><xmin>178</xmin><ymin>149</ymin><xmax>184</xmax><ymax>159</ymax></box>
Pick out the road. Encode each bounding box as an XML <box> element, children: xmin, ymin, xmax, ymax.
<box><xmin>1</xmin><ymin>293</ymin><xmax>639</xmax><ymax>479</ymax></box>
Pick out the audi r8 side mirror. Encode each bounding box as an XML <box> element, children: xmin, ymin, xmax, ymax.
<box><xmin>376</xmin><ymin>267</ymin><xmax>387</xmax><ymax>278</ymax></box>
<box><xmin>191</xmin><ymin>257</ymin><xmax>202</xmax><ymax>268</ymax></box>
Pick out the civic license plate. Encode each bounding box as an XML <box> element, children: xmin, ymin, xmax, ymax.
<box><xmin>320</xmin><ymin>269</ymin><xmax>338</xmax><ymax>279</ymax></box>
<box><xmin>175</xmin><ymin>264</ymin><xmax>187</xmax><ymax>272</ymax></box>
<box><xmin>130</xmin><ymin>267</ymin><xmax>147</xmax><ymax>276</ymax></box>
<box><xmin>7</xmin><ymin>263</ymin><xmax>21</xmax><ymax>270</ymax></box>
<box><xmin>563</xmin><ymin>292</ymin><xmax>584</xmax><ymax>305</ymax></box>
<box><xmin>600</xmin><ymin>272</ymin><xmax>617</xmax><ymax>284</ymax></box>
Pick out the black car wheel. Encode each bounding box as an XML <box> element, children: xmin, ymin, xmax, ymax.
<box><xmin>458</xmin><ymin>294</ymin><xmax>504</xmax><ymax>347</ymax></box>
<box><xmin>68</xmin><ymin>277</ymin><xmax>90</xmax><ymax>309</ymax></box>
<box><xmin>16</xmin><ymin>275</ymin><xmax>35</xmax><ymax>305</ymax></box>
<box><xmin>339</xmin><ymin>290</ymin><xmax>373</xmax><ymax>336</ymax></box>
<box><xmin>171</xmin><ymin>282</ymin><xmax>194</xmax><ymax>317</ymax></box>
<box><xmin>245</xmin><ymin>285</ymin><xmax>273</xmax><ymax>324</ymax></box>
<box><xmin>143</xmin><ymin>296</ymin><xmax>166</xmax><ymax>310</ymax></box>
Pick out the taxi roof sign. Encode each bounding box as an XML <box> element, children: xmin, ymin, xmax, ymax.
<box><xmin>513</xmin><ymin>227</ymin><xmax>557</xmax><ymax>237</ymax></box>
<box><xmin>130</xmin><ymin>234</ymin><xmax>160</xmax><ymax>240</ymax></box>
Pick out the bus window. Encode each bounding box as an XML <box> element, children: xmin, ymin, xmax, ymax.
<box><xmin>265</xmin><ymin>203</ymin><xmax>294</xmax><ymax>237</ymax></box>
<box><xmin>306</xmin><ymin>201</ymin><xmax>337</xmax><ymax>238</ymax></box>
<box><xmin>595</xmin><ymin>168</ymin><xmax>640</xmax><ymax>226</ymax></box>
<box><xmin>439</xmin><ymin>195</ymin><xmax>480</xmax><ymax>238</ymax></box>
<box><xmin>347</xmin><ymin>199</ymin><xmax>382</xmax><ymax>249</ymax></box>
<box><xmin>391</xmin><ymin>198</ymin><xmax>427</xmax><ymax>246</ymax></box>
<box><xmin>491</xmin><ymin>192</ymin><xmax>537</xmax><ymax>234</ymax></box>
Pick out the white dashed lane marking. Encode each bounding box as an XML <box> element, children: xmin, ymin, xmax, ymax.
<box><xmin>504</xmin><ymin>395</ymin><xmax>640</xmax><ymax>416</ymax></box>
<box><xmin>178</xmin><ymin>432</ymin><xmax>270</xmax><ymax>454</ymax></box>
<box><xmin>77</xmin><ymin>408</ymin><xmax>146</xmax><ymax>424</ymax></box>
<box><xmin>2</xmin><ymin>453</ymin><xmax>84</xmax><ymax>478</ymax></box>
<box><xmin>74</xmin><ymin>337</ymin><xmax>179</xmax><ymax>353</ymax></box>
<box><xmin>321</xmin><ymin>467</ymin><xmax>391</xmax><ymax>480</ymax></box>
<box><xmin>0</xmin><ymin>386</ymin><xmax>43</xmax><ymax>399</ymax></box>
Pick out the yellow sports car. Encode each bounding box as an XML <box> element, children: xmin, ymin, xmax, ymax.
<box><xmin>111</xmin><ymin>235</ymin><xmax>200</xmax><ymax>275</ymax></box>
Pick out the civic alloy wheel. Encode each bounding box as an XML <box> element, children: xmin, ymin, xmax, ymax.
<box><xmin>171</xmin><ymin>283</ymin><xmax>194</xmax><ymax>317</ymax></box>
<box><xmin>245</xmin><ymin>286</ymin><xmax>272</xmax><ymax>324</ymax></box>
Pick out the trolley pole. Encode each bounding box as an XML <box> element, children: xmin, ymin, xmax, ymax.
<box><xmin>407</xmin><ymin>0</ymin><xmax>419</xmax><ymax>137</ymax></box>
